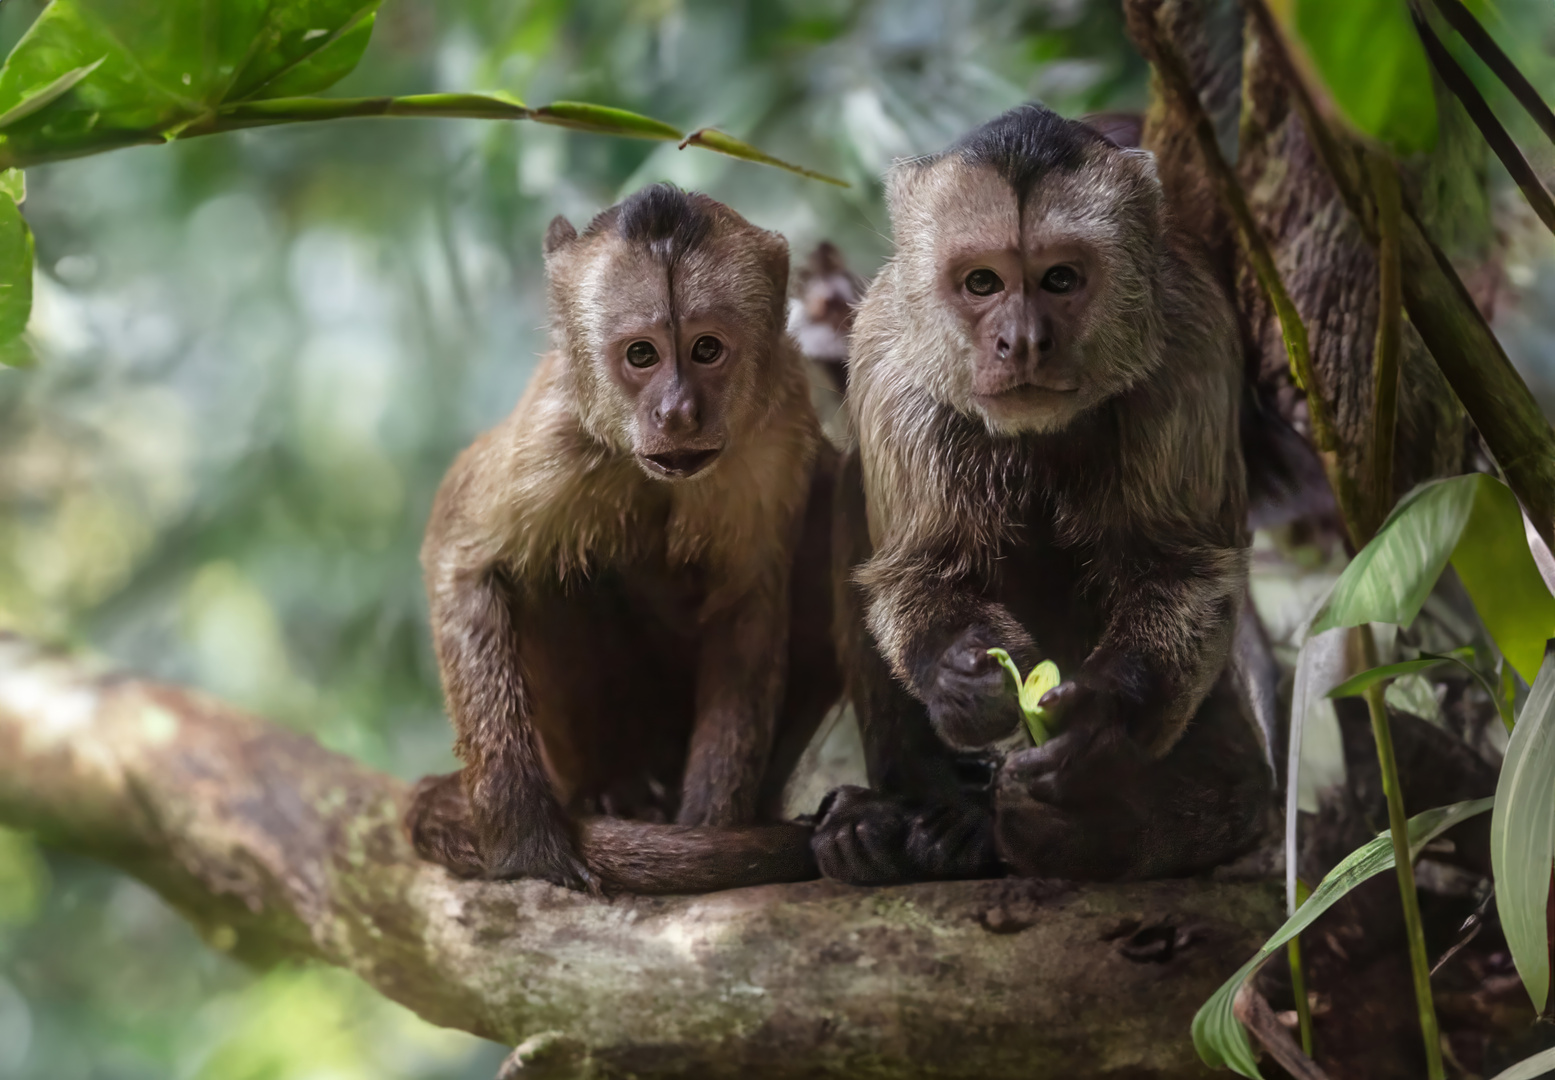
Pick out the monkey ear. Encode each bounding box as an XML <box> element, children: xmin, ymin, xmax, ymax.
<box><xmin>1120</xmin><ymin>147</ymin><xmax>1161</xmax><ymax>189</ymax></box>
<box><xmin>883</xmin><ymin>158</ymin><xmax>931</xmax><ymax>219</ymax></box>
<box><xmin>754</xmin><ymin>228</ymin><xmax>791</xmax><ymax>317</ymax></box>
<box><xmin>544</xmin><ymin>216</ymin><xmax>578</xmax><ymax>256</ymax></box>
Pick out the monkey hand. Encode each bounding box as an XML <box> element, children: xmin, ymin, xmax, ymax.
<box><xmin>991</xmin><ymin>724</ymin><xmax>1150</xmax><ymax>880</ymax></box>
<box><xmin>811</xmin><ymin>785</ymin><xmax>1000</xmax><ymax>885</ymax></box>
<box><xmin>921</xmin><ymin>624</ymin><xmax>1032</xmax><ymax>750</ymax></box>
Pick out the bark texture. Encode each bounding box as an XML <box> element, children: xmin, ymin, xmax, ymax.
<box><xmin>0</xmin><ymin>634</ymin><xmax>1281</xmax><ymax>1078</ymax></box>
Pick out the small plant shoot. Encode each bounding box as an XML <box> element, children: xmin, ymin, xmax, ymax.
<box><xmin>987</xmin><ymin>649</ymin><xmax>1062</xmax><ymax>745</ymax></box>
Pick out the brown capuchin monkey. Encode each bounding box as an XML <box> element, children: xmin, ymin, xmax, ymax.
<box><xmin>814</xmin><ymin>104</ymin><xmax>1271</xmax><ymax>885</ymax></box>
<box><xmin>405</xmin><ymin>184</ymin><xmax>839</xmax><ymax>893</ymax></box>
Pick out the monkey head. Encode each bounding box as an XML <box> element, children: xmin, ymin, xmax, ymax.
<box><xmin>884</xmin><ymin>104</ymin><xmax>1169</xmax><ymax>436</ymax></box>
<box><xmin>541</xmin><ymin>184</ymin><xmax>791</xmax><ymax>481</ymax></box>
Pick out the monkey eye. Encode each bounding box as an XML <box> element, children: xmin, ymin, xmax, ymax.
<box><xmin>625</xmin><ymin>340</ymin><xmax>659</xmax><ymax>368</ymax></box>
<box><xmin>691</xmin><ymin>335</ymin><xmax>724</xmax><ymax>364</ymax></box>
<box><xmin>1041</xmin><ymin>265</ymin><xmax>1081</xmax><ymax>294</ymax></box>
<box><xmin>964</xmin><ymin>268</ymin><xmax>1004</xmax><ymax>297</ymax></box>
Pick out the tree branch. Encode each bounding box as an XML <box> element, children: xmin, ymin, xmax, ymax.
<box><xmin>0</xmin><ymin>633</ymin><xmax>1281</xmax><ymax>1078</ymax></box>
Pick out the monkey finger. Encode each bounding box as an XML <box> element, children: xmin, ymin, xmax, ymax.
<box><xmin>1037</xmin><ymin>678</ymin><xmax>1093</xmax><ymax>718</ymax></box>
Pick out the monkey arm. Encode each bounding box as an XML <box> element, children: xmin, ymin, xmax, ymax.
<box><xmin>1063</xmin><ymin>532</ymin><xmax>1248</xmax><ymax>756</ymax></box>
<box><xmin>855</xmin><ymin>542</ymin><xmax>1036</xmax><ymax>752</ymax></box>
<box><xmin>421</xmin><ymin>562</ymin><xmax>596</xmax><ymax>890</ymax></box>
<box><xmin>678</xmin><ymin>569</ymin><xmax>790</xmax><ymax>826</ymax></box>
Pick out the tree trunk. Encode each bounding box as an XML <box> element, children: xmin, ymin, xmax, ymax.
<box><xmin>0</xmin><ymin>633</ymin><xmax>1279</xmax><ymax>1078</ymax></box>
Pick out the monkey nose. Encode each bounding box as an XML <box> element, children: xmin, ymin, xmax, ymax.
<box><xmin>1037</xmin><ymin>334</ymin><xmax>1054</xmax><ymax>354</ymax></box>
<box><xmin>653</xmin><ymin>396</ymin><xmax>700</xmax><ymax>433</ymax></box>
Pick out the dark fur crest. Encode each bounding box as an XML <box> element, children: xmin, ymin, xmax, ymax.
<box><xmin>586</xmin><ymin>182</ymin><xmax>716</xmax><ymax>264</ymax></box>
<box><xmin>952</xmin><ymin>103</ymin><xmax>1108</xmax><ymax>198</ymax></box>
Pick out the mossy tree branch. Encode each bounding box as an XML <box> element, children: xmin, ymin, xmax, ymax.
<box><xmin>0</xmin><ymin>634</ymin><xmax>1281</xmax><ymax>1079</ymax></box>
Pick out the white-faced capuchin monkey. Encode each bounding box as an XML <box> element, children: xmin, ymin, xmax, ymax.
<box><xmin>815</xmin><ymin>104</ymin><xmax>1271</xmax><ymax>885</ymax></box>
<box><xmin>405</xmin><ymin>184</ymin><xmax>840</xmax><ymax>893</ymax></box>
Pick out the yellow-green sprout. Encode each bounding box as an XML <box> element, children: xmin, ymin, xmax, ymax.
<box><xmin>986</xmin><ymin>648</ymin><xmax>1062</xmax><ymax>746</ymax></box>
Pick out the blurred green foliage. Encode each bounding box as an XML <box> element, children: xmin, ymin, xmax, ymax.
<box><xmin>0</xmin><ymin>0</ymin><xmax>1145</xmax><ymax>1075</ymax></box>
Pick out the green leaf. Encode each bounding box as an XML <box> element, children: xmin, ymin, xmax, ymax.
<box><xmin>531</xmin><ymin>102</ymin><xmax>683</xmax><ymax>141</ymax></box>
<box><xmin>0</xmin><ymin>56</ymin><xmax>103</xmax><ymax>129</ymax></box>
<box><xmin>1325</xmin><ymin>646</ymin><xmax>1490</xmax><ymax>708</ymax></box>
<box><xmin>225</xmin><ymin>4</ymin><xmax>378</xmax><ymax>101</ymax></box>
<box><xmin>0</xmin><ymin>0</ymin><xmax>384</xmax><ymax>162</ymax></box>
<box><xmin>681</xmin><ymin>128</ymin><xmax>850</xmax><ymax>187</ymax></box>
<box><xmin>0</xmin><ymin>186</ymin><xmax>33</xmax><ymax>348</ymax></box>
<box><xmin>1293</xmin><ymin>0</ymin><xmax>1439</xmax><ymax>153</ymax></box>
<box><xmin>1311</xmin><ymin>475</ymin><xmax>1555</xmax><ymax>683</ymax></box>
<box><xmin>1490</xmin><ymin>640</ymin><xmax>1555</xmax><ymax>1013</ymax></box>
<box><xmin>1488</xmin><ymin>1047</ymin><xmax>1555</xmax><ymax>1080</ymax></box>
<box><xmin>1193</xmin><ymin>797</ymin><xmax>1495</xmax><ymax>1077</ymax></box>
<box><xmin>987</xmin><ymin>649</ymin><xmax>1061</xmax><ymax>745</ymax></box>
<box><xmin>1311</xmin><ymin>476</ymin><xmax>1478</xmax><ymax>634</ymax></box>
<box><xmin>0</xmin><ymin>168</ymin><xmax>24</xmax><ymax>204</ymax></box>
<box><xmin>1453</xmin><ymin>477</ymin><xmax>1555</xmax><ymax>682</ymax></box>
<box><xmin>1327</xmin><ymin>656</ymin><xmax>1459</xmax><ymax>699</ymax></box>
<box><xmin>1019</xmin><ymin>660</ymin><xmax>1061</xmax><ymax>744</ymax></box>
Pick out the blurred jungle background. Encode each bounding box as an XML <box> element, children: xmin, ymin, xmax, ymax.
<box><xmin>0</xmin><ymin>0</ymin><xmax>1552</xmax><ymax>1077</ymax></box>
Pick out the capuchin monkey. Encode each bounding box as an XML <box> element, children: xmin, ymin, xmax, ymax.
<box><xmin>814</xmin><ymin>104</ymin><xmax>1271</xmax><ymax>885</ymax></box>
<box><xmin>406</xmin><ymin>184</ymin><xmax>839</xmax><ymax>894</ymax></box>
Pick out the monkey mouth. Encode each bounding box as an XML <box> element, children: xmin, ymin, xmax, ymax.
<box><xmin>975</xmin><ymin>383</ymin><xmax>1080</xmax><ymax>403</ymax></box>
<box><xmin>974</xmin><ymin>384</ymin><xmax>1080</xmax><ymax>414</ymax></box>
<box><xmin>639</xmin><ymin>447</ymin><xmax>723</xmax><ymax>478</ymax></box>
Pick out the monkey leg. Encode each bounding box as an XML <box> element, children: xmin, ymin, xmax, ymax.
<box><xmin>993</xmin><ymin>672</ymin><xmax>1271</xmax><ymax>880</ymax></box>
<box><xmin>813</xmin><ymin>445</ymin><xmax>1002</xmax><ymax>884</ymax></box>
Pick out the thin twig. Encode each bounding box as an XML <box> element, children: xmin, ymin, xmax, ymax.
<box><xmin>1360</xmin><ymin>626</ymin><xmax>1447</xmax><ymax>1080</ymax></box>
<box><xmin>1426</xmin><ymin>0</ymin><xmax>1555</xmax><ymax>148</ymax></box>
<box><xmin>1232</xmin><ymin>982</ymin><xmax>1335</xmax><ymax>1080</ymax></box>
<box><xmin>1410</xmin><ymin>4</ymin><xmax>1555</xmax><ymax>238</ymax></box>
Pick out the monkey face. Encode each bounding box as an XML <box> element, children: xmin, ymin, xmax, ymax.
<box><xmin>543</xmin><ymin>192</ymin><xmax>789</xmax><ymax>483</ymax></box>
<box><xmin>887</xmin><ymin>139</ymin><xmax>1165</xmax><ymax>437</ymax></box>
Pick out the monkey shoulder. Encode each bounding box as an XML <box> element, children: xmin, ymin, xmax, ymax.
<box><xmin>424</xmin><ymin>368</ymin><xmax>663</xmax><ymax>586</ymax></box>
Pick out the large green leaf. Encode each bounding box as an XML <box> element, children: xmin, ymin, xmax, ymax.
<box><xmin>0</xmin><ymin>0</ymin><xmax>381</xmax><ymax>160</ymax></box>
<box><xmin>1311</xmin><ymin>476</ymin><xmax>1477</xmax><ymax>633</ymax></box>
<box><xmin>1312</xmin><ymin>475</ymin><xmax>1555</xmax><ymax>682</ymax></box>
<box><xmin>0</xmin><ymin>172</ymin><xmax>33</xmax><ymax>351</ymax></box>
<box><xmin>1454</xmin><ymin>478</ymin><xmax>1555</xmax><ymax>682</ymax></box>
<box><xmin>1293</xmin><ymin>0</ymin><xmax>1439</xmax><ymax>153</ymax></box>
<box><xmin>1490</xmin><ymin>641</ymin><xmax>1555</xmax><ymax>1013</ymax></box>
<box><xmin>1193</xmin><ymin>797</ymin><xmax>1495</xmax><ymax>1077</ymax></box>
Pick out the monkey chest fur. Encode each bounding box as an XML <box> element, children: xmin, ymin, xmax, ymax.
<box><xmin>515</xmin><ymin>561</ymin><xmax>711</xmax><ymax>820</ymax></box>
<box><xmin>987</xmin><ymin>510</ymin><xmax>1108</xmax><ymax>673</ymax></box>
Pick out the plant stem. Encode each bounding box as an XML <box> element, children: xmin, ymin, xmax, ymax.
<box><xmin>1366</xmin><ymin>152</ymin><xmax>1403</xmax><ymax>540</ymax></box>
<box><xmin>1360</xmin><ymin>626</ymin><xmax>1446</xmax><ymax>1080</ymax></box>
<box><xmin>1287</xmin><ymin>879</ymin><xmax>1316</xmax><ymax>1057</ymax></box>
